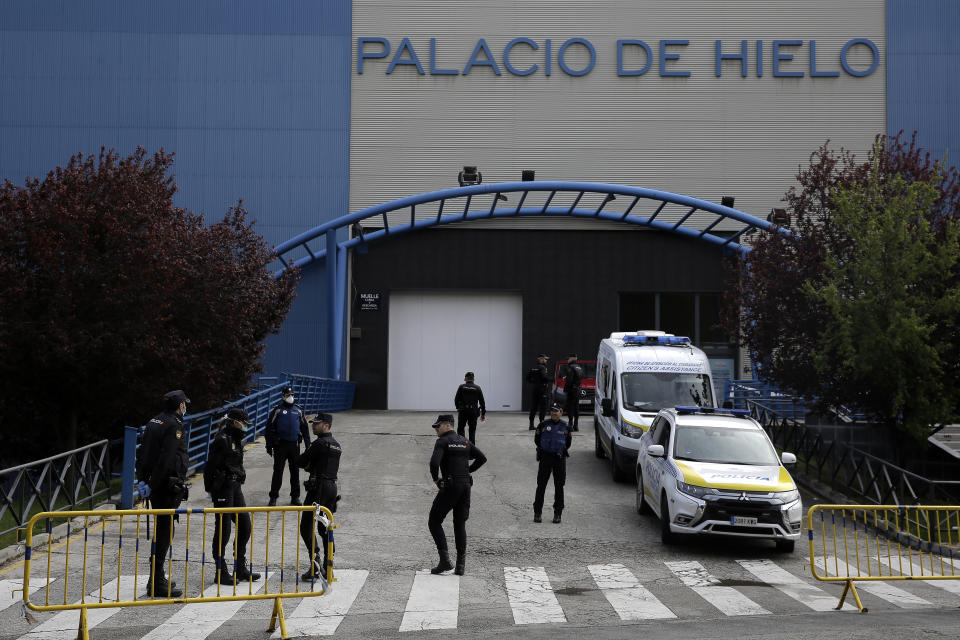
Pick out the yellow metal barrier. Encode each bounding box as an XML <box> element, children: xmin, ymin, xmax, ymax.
<box><xmin>807</xmin><ymin>504</ymin><xmax>960</xmax><ymax>612</ymax></box>
<box><xmin>20</xmin><ymin>505</ymin><xmax>337</xmax><ymax>639</ymax></box>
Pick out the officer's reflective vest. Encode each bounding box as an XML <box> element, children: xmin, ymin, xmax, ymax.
<box><xmin>540</xmin><ymin>420</ymin><xmax>569</xmax><ymax>455</ymax></box>
<box><xmin>275</xmin><ymin>406</ymin><xmax>303</xmax><ymax>441</ymax></box>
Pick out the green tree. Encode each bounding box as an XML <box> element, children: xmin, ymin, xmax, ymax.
<box><xmin>806</xmin><ymin>170</ymin><xmax>960</xmax><ymax>441</ymax></box>
<box><xmin>0</xmin><ymin>148</ymin><xmax>298</xmax><ymax>463</ymax></box>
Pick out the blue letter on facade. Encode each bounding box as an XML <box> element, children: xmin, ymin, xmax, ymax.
<box><xmin>840</xmin><ymin>38</ymin><xmax>879</xmax><ymax>77</ymax></box>
<box><xmin>430</xmin><ymin>38</ymin><xmax>458</xmax><ymax>75</ymax></box>
<box><xmin>557</xmin><ymin>38</ymin><xmax>596</xmax><ymax>76</ymax></box>
<box><xmin>809</xmin><ymin>40</ymin><xmax>840</xmax><ymax>77</ymax></box>
<box><xmin>387</xmin><ymin>37</ymin><xmax>425</xmax><ymax>75</ymax></box>
<box><xmin>463</xmin><ymin>38</ymin><xmax>502</xmax><ymax>75</ymax></box>
<box><xmin>504</xmin><ymin>38</ymin><xmax>539</xmax><ymax>76</ymax></box>
<box><xmin>715</xmin><ymin>40</ymin><xmax>748</xmax><ymax>77</ymax></box>
<box><xmin>659</xmin><ymin>40</ymin><xmax>690</xmax><ymax>77</ymax></box>
<box><xmin>773</xmin><ymin>40</ymin><xmax>804</xmax><ymax>77</ymax></box>
<box><xmin>358</xmin><ymin>37</ymin><xmax>390</xmax><ymax>74</ymax></box>
<box><xmin>618</xmin><ymin>39</ymin><xmax>652</xmax><ymax>76</ymax></box>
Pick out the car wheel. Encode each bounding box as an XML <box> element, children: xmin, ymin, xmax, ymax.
<box><xmin>610</xmin><ymin>446</ymin><xmax>628</xmax><ymax>483</ymax></box>
<box><xmin>594</xmin><ymin>423</ymin><xmax>606</xmax><ymax>459</ymax></box>
<box><xmin>776</xmin><ymin>539</ymin><xmax>795</xmax><ymax>553</ymax></box>
<box><xmin>636</xmin><ymin>469</ymin><xmax>651</xmax><ymax>515</ymax></box>
<box><xmin>660</xmin><ymin>494</ymin><xmax>676</xmax><ymax>544</ymax></box>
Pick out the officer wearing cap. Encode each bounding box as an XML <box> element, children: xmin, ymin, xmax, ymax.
<box><xmin>137</xmin><ymin>389</ymin><xmax>191</xmax><ymax>597</ymax></box>
<box><xmin>533</xmin><ymin>402</ymin><xmax>572</xmax><ymax>523</ymax></box>
<box><xmin>297</xmin><ymin>413</ymin><xmax>342</xmax><ymax>583</ymax></box>
<box><xmin>527</xmin><ymin>353</ymin><xmax>552</xmax><ymax>430</ymax></box>
<box><xmin>563</xmin><ymin>354</ymin><xmax>584</xmax><ymax>431</ymax></box>
<box><xmin>453</xmin><ymin>371</ymin><xmax>486</xmax><ymax>444</ymax></box>
<box><xmin>265</xmin><ymin>385</ymin><xmax>311</xmax><ymax>506</ymax></box>
<box><xmin>204</xmin><ymin>408</ymin><xmax>261</xmax><ymax>586</ymax></box>
<box><xmin>428</xmin><ymin>414</ymin><xmax>487</xmax><ymax>576</ymax></box>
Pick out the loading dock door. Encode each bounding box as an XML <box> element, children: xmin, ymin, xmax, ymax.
<box><xmin>387</xmin><ymin>292</ymin><xmax>522</xmax><ymax>411</ymax></box>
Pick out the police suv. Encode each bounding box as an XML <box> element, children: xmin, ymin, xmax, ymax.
<box><xmin>635</xmin><ymin>406</ymin><xmax>802</xmax><ymax>552</ymax></box>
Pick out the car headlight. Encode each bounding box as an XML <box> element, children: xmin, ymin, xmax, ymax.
<box><xmin>676</xmin><ymin>482</ymin><xmax>713</xmax><ymax>499</ymax></box>
<box><xmin>772</xmin><ymin>489</ymin><xmax>800</xmax><ymax>504</ymax></box>
<box><xmin>619</xmin><ymin>420</ymin><xmax>643</xmax><ymax>438</ymax></box>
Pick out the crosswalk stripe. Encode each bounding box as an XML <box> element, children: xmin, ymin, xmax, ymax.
<box><xmin>139</xmin><ymin>572</ymin><xmax>272</xmax><ymax>640</ymax></box>
<box><xmin>18</xmin><ymin>575</ymin><xmax>148</xmax><ymax>639</ymax></box>
<box><xmin>503</xmin><ymin>567</ymin><xmax>565</xmax><ymax>625</ymax></box>
<box><xmin>1</xmin><ymin>579</ymin><xmax>54</xmax><ymax>613</ymax></box>
<box><xmin>588</xmin><ymin>564</ymin><xmax>675</xmax><ymax>620</ymax></box>
<box><xmin>873</xmin><ymin>555</ymin><xmax>960</xmax><ymax>596</ymax></box>
<box><xmin>398</xmin><ymin>570</ymin><xmax>459</xmax><ymax>632</ymax></box>
<box><xmin>271</xmin><ymin>569</ymin><xmax>368</xmax><ymax>638</ymax></box>
<box><xmin>665</xmin><ymin>560</ymin><xmax>769</xmax><ymax>616</ymax></box>
<box><xmin>811</xmin><ymin>557</ymin><xmax>931</xmax><ymax>607</ymax></box>
<box><xmin>736</xmin><ymin>559</ymin><xmax>854</xmax><ymax>612</ymax></box>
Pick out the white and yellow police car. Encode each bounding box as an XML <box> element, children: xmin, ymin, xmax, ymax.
<box><xmin>635</xmin><ymin>406</ymin><xmax>803</xmax><ymax>551</ymax></box>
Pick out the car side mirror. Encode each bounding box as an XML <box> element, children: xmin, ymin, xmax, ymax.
<box><xmin>781</xmin><ymin>452</ymin><xmax>797</xmax><ymax>465</ymax></box>
<box><xmin>647</xmin><ymin>444</ymin><xmax>664</xmax><ymax>458</ymax></box>
<box><xmin>601</xmin><ymin>398</ymin><xmax>614</xmax><ymax>417</ymax></box>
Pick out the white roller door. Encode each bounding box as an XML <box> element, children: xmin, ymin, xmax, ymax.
<box><xmin>388</xmin><ymin>292</ymin><xmax>522</xmax><ymax>411</ymax></box>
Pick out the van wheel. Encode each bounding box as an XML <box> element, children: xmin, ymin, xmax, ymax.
<box><xmin>776</xmin><ymin>539</ymin><xmax>795</xmax><ymax>553</ymax></box>
<box><xmin>636</xmin><ymin>469</ymin><xmax>651</xmax><ymax>515</ymax></box>
<box><xmin>660</xmin><ymin>494</ymin><xmax>676</xmax><ymax>544</ymax></box>
<box><xmin>594</xmin><ymin>425</ymin><xmax>606</xmax><ymax>459</ymax></box>
<box><xmin>611</xmin><ymin>447</ymin><xmax>628</xmax><ymax>483</ymax></box>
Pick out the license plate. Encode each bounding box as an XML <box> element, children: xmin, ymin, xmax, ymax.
<box><xmin>579</xmin><ymin>398</ymin><xmax>591</xmax><ymax>405</ymax></box>
<box><xmin>731</xmin><ymin>516</ymin><xmax>758</xmax><ymax>526</ymax></box>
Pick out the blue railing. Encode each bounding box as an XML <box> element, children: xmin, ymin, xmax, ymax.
<box><xmin>722</xmin><ymin>378</ymin><xmax>807</xmax><ymax>422</ymax></box>
<box><xmin>120</xmin><ymin>374</ymin><xmax>355</xmax><ymax>507</ymax></box>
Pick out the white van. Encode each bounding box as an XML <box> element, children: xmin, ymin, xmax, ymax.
<box><xmin>594</xmin><ymin>330</ymin><xmax>716</xmax><ymax>481</ymax></box>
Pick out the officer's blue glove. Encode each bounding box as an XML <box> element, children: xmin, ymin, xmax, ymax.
<box><xmin>136</xmin><ymin>481</ymin><xmax>151</xmax><ymax>499</ymax></box>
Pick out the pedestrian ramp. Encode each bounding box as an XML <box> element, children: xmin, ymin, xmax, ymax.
<box><xmin>8</xmin><ymin>559</ymin><xmax>956</xmax><ymax>638</ymax></box>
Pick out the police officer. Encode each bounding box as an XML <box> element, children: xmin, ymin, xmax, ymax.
<box><xmin>428</xmin><ymin>414</ymin><xmax>487</xmax><ymax>576</ymax></box>
<box><xmin>298</xmin><ymin>413</ymin><xmax>342</xmax><ymax>583</ymax></box>
<box><xmin>266</xmin><ymin>386</ymin><xmax>311</xmax><ymax>506</ymax></box>
<box><xmin>454</xmin><ymin>371</ymin><xmax>486</xmax><ymax>444</ymax></box>
<box><xmin>533</xmin><ymin>403</ymin><xmax>572</xmax><ymax>523</ymax></box>
<box><xmin>137</xmin><ymin>389</ymin><xmax>191</xmax><ymax>598</ymax></box>
<box><xmin>563</xmin><ymin>354</ymin><xmax>584</xmax><ymax>431</ymax></box>
<box><xmin>204</xmin><ymin>408</ymin><xmax>261</xmax><ymax>586</ymax></box>
<box><xmin>527</xmin><ymin>353</ymin><xmax>551</xmax><ymax>430</ymax></box>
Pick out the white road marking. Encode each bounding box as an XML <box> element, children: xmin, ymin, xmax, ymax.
<box><xmin>737</xmin><ymin>559</ymin><xmax>854</xmax><ymax>611</ymax></box>
<box><xmin>503</xmin><ymin>567</ymin><xmax>565</xmax><ymax>625</ymax></box>
<box><xmin>811</xmin><ymin>557</ymin><xmax>931</xmax><ymax>607</ymax></box>
<box><xmin>1</xmin><ymin>578</ymin><xmax>54</xmax><ymax>613</ymax></box>
<box><xmin>139</xmin><ymin>572</ymin><xmax>271</xmax><ymax>640</ymax></box>
<box><xmin>874</xmin><ymin>554</ymin><xmax>960</xmax><ymax>596</ymax></box>
<box><xmin>398</xmin><ymin>570</ymin><xmax>459</xmax><ymax>632</ymax></box>
<box><xmin>271</xmin><ymin>569</ymin><xmax>368</xmax><ymax>637</ymax></box>
<box><xmin>666</xmin><ymin>560</ymin><xmax>770</xmax><ymax>616</ymax></box>
<box><xmin>18</xmin><ymin>575</ymin><xmax>148</xmax><ymax>639</ymax></box>
<box><xmin>588</xmin><ymin>564</ymin><xmax>675</xmax><ymax>620</ymax></box>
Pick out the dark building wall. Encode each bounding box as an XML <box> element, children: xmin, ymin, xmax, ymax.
<box><xmin>348</xmin><ymin>227</ymin><xmax>729</xmax><ymax>409</ymax></box>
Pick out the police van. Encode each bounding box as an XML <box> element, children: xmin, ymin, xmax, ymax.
<box><xmin>594</xmin><ymin>331</ymin><xmax>716</xmax><ymax>482</ymax></box>
<box><xmin>635</xmin><ymin>406</ymin><xmax>802</xmax><ymax>551</ymax></box>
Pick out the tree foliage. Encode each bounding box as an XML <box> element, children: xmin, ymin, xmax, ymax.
<box><xmin>722</xmin><ymin>132</ymin><xmax>960</xmax><ymax>441</ymax></box>
<box><xmin>0</xmin><ymin>148</ymin><xmax>298</xmax><ymax>461</ymax></box>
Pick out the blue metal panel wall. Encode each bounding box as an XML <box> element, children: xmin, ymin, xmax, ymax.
<box><xmin>263</xmin><ymin>260</ymin><xmax>331</xmax><ymax>378</ymax></box>
<box><xmin>886</xmin><ymin>0</ymin><xmax>960</xmax><ymax>166</ymax></box>
<box><xmin>0</xmin><ymin>0</ymin><xmax>351</xmax><ymax>379</ymax></box>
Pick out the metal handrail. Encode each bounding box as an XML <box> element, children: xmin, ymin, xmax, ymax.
<box><xmin>0</xmin><ymin>439</ymin><xmax>112</xmax><ymax>540</ymax></box>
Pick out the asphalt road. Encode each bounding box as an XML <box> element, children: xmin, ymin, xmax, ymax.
<box><xmin>1</xmin><ymin>410</ymin><xmax>958</xmax><ymax>640</ymax></box>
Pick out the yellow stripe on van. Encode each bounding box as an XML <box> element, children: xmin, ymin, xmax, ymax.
<box><xmin>675</xmin><ymin>462</ymin><xmax>797</xmax><ymax>492</ymax></box>
<box><xmin>620</xmin><ymin>415</ymin><xmax>651</xmax><ymax>431</ymax></box>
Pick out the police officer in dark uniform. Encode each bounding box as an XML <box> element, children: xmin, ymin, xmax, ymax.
<box><xmin>527</xmin><ymin>353</ymin><xmax>551</xmax><ymax>430</ymax></box>
<box><xmin>533</xmin><ymin>402</ymin><xmax>572</xmax><ymax>523</ymax></box>
<box><xmin>454</xmin><ymin>371</ymin><xmax>486</xmax><ymax>444</ymax></box>
<box><xmin>298</xmin><ymin>413</ymin><xmax>342</xmax><ymax>583</ymax></box>
<box><xmin>266</xmin><ymin>386</ymin><xmax>311</xmax><ymax>506</ymax></box>
<box><xmin>204</xmin><ymin>408</ymin><xmax>262</xmax><ymax>586</ymax></box>
<box><xmin>563</xmin><ymin>354</ymin><xmax>584</xmax><ymax>431</ymax></box>
<box><xmin>137</xmin><ymin>389</ymin><xmax>191</xmax><ymax>598</ymax></box>
<box><xmin>428</xmin><ymin>414</ymin><xmax>487</xmax><ymax>576</ymax></box>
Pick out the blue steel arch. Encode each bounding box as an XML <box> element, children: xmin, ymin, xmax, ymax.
<box><xmin>270</xmin><ymin>181</ymin><xmax>782</xmax><ymax>380</ymax></box>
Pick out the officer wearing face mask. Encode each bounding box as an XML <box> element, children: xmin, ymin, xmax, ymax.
<box><xmin>137</xmin><ymin>389</ymin><xmax>191</xmax><ymax>598</ymax></box>
<box><xmin>204</xmin><ymin>408</ymin><xmax>261</xmax><ymax>586</ymax></box>
<box><xmin>266</xmin><ymin>386</ymin><xmax>311</xmax><ymax>507</ymax></box>
<box><xmin>298</xmin><ymin>413</ymin><xmax>341</xmax><ymax>584</ymax></box>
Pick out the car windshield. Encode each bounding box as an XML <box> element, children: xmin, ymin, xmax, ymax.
<box><xmin>619</xmin><ymin>372</ymin><xmax>713</xmax><ymax>411</ymax></box>
<box><xmin>558</xmin><ymin>362</ymin><xmax>597</xmax><ymax>378</ymax></box>
<box><xmin>672</xmin><ymin>425</ymin><xmax>780</xmax><ymax>465</ymax></box>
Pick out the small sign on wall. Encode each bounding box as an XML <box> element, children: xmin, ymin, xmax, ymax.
<box><xmin>359</xmin><ymin>292</ymin><xmax>381</xmax><ymax>311</ymax></box>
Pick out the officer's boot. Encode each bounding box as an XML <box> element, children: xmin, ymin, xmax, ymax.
<box><xmin>552</xmin><ymin>510</ymin><xmax>562</xmax><ymax>524</ymax></box>
<box><xmin>147</xmin><ymin>572</ymin><xmax>182</xmax><ymax>598</ymax></box>
<box><xmin>528</xmin><ymin>418</ymin><xmax>535</xmax><ymax>431</ymax></box>
<box><xmin>301</xmin><ymin>553</ymin><xmax>323</xmax><ymax>582</ymax></box>
<box><xmin>215</xmin><ymin>557</ymin><xmax>235</xmax><ymax>586</ymax></box>
<box><xmin>431</xmin><ymin>549</ymin><xmax>453</xmax><ymax>575</ymax></box>
<box><xmin>454</xmin><ymin>552</ymin><xmax>466</xmax><ymax>576</ymax></box>
<box><xmin>234</xmin><ymin>558</ymin><xmax>261</xmax><ymax>582</ymax></box>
